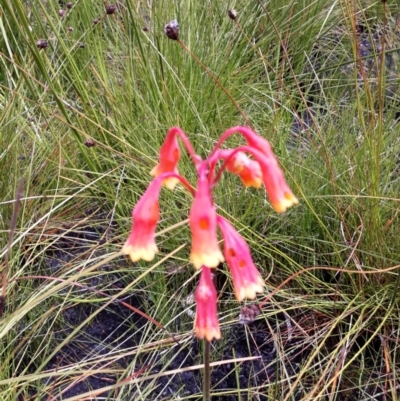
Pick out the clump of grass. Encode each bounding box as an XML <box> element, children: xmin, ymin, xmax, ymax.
<box><xmin>1</xmin><ymin>0</ymin><xmax>400</xmax><ymax>400</ymax></box>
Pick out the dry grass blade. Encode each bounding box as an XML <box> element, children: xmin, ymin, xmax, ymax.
<box><xmin>0</xmin><ymin>179</ymin><xmax>23</xmax><ymax>318</ymax></box>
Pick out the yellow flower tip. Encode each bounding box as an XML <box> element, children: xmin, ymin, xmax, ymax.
<box><xmin>195</xmin><ymin>327</ymin><xmax>221</xmax><ymax>341</ymax></box>
<box><xmin>286</xmin><ymin>192</ymin><xmax>299</xmax><ymax>204</ymax></box>
<box><xmin>272</xmin><ymin>193</ymin><xmax>299</xmax><ymax>213</ymax></box>
<box><xmin>235</xmin><ymin>281</ymin><xmax>265</xmax><ymax>301</ymax></box>
<box><xmin>190</xmin><ymin>251</ymin><xmax>224</xmax><ymax>270</ymax></box>
<box><xmin>150</xmin><ymin>165</ymin><xmax>179</xmax><ymax>189</ymax></box>
<box><xmin>162</xmin><ymin>176</ymin><xmax>179</xmax><ymax>190</ymax></box>
<box><xmin>150</xmin><ymin>165</ymin><xmax>159</xmax><ymax>177</ymax></box>
<box><xmin>122</xmin><ymin>243</ymin><xmax>158</xmax><ymax>263</ymax></box>
<box><xmin>243</xmin><ymin>178</ymin><xmax>263</xmax><ymax>189</ymax></box>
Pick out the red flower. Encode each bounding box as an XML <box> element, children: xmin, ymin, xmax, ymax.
<box><xmin>257</xmin><ymin>154</ymin><xmax>298</xmax><ymax>213</ymax></box>
<box><xmin>122</xmin><ymin>178</ymin><xmax>162</xmax><ymax>262</ymax></box>
<box><xmin>189</xmin><ymin>165</ymin><xmax>224</xmax><ymax>269</ymax></box>
<box><xmin>194</xmin><ymin>267</ymin><xmax>221</xmax><ymax>341</ymax></box>
<box><xmin>219</xmin><ymin>149</ymin><xmax>262</xmax><ymax>188</ymax></box>
<box><xmin>236</xmin><ymin>128</ymin><xmax>298</xmax><ymax>212</ymax></box>
<box><xmin>217</xmin><ymin>216</ymin><xmax>264</xmax><ymax>301</ymax></box>
<box><xmin>150</xmin><ymin>128</ymin><xmax>181</xmax><ymax>189</ymax></box>
<box><xmin>243</xmin><ymin>131</ymin><xmax>298</xmax><ymax>212</ymax></box>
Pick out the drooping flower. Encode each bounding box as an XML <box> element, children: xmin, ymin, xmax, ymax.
<box><xmin>150</xmin><ymin>128</ymin><xmax>181</xmax><ymax>190</ymax></box>
<box><xmin>239</xmin><ymin>129</ymin><xmax>298</xmax><ymax>212</ymax></box>
<box><xmin>257</xmin><ymin>154</ymin><xmax>298</xmax><ymax>213</ymax></box>
<box><xmin>217</xmin><ymin>216</ymin><xmax>264</xmax><ymax>301</ymax></box>
<box><xmin>123</xmin><ymin>124</ymin><xmax>299</xmax><ymax>342</ymax></box>
<box><xmin>122</xmin><ymin>178</ymin><xmax>162</xmax><ymax>262</ymax></box>
<box><xmin>189</xmin><ymin>164</ymin><xmax>224</xmax><ymax>269</ymax></box>
<box><xmin>219</xmin><ymin>149</ymin><xmax>262</xmax><ymax>188</ymax></box>
<box><xmin>194</xmin><ymin>267</ymin><xmax>221</xmax><ymax>341</ymax></box>
<box><xmin>213</xmin><ymin>127</ymin><xmax>298</xmax><ymax>212</ymax></box>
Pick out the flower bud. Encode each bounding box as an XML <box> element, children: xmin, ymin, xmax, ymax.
<box><xmin>164</xmin><ymin>20</ymin><xmax>179</xmax><ymax>40</ymax></box>
<box><xmin>106</xmin><ymin>4</ymin><xmax>117</xmax><ymax>15</ymax></box>
<box><xmin>228</xmin><ymin>9</ymin><xmax>237</xmax><ymax>20</ymax></box>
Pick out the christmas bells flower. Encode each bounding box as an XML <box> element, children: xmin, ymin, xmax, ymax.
<box><xmin>123</xmin><ymin>125</ymin><xmax>298</xmax><ymax>341</ymax></box>
<box><xmin>122</xmin><ymin>177</ymin><xmax>163</xmax><ymax>262</ymax></box>
<box><xmin>150</xmin><ymin>127</ymin><xmax>182</xmax><ymax>190</ymax></box>
<box><xmin>189</xmin><ymin>164</ymin><xmax>224</xmax><ymax>269</ymax></box>
<box><xmin>218</xmin><ymin>149</ymin><xmax>262</xmax><ymax>188</ymax></box>
<box><xmin>194</xmin><ymin>266</ymin><xmax>221</xmax><ymax>341</ymax></box>
<box><xmin>258</xmin><ymin>154</ymin><xmax>299</xmax><ymax>213</ymax></box>
<box><xmin>217</xmin><ymin>216</ymin><xmax>264</xmax><ymax>301</ymax></box>
<box><xmin>213</xmin><ymin>126</ymin><xmax>298</xmax><ymax>213</ymax></box>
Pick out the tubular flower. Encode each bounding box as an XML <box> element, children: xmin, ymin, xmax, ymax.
<box><xmin>238</xmin><ymin>128</ymin><xmax>298</xmax><ymax>212</ymax></box>
<box><xmin>189</xmin><ymin>165</ymin><xmax>224</xmax><ymax>269</ymax></box>
<box><xmin>217</xmin><ymin>216</ymin><xmax>264</xmax><ymax>301</ymax></box>
<box><xmin>220</xmin><ymin>149</ymin><xmax>262</xmax><ymax>189</ymax></box>
<box><xmin>122</xmin><ymin>178</ymin><xmax>162</xmax><ymax>262</ymax></box>
<box><xmin>150</xmin><ymin>128</ymin><xmax>181</xmax><ymax>190</ymax></box>
<box><xmin>194</xmin><ymin>267</ymin><xmax>221</xmax><ymax>341</ymax></box>
<box><xmin>258</xmin><ymin>155</ymin><xmax>298</xmax><ymax>213</ymax></box>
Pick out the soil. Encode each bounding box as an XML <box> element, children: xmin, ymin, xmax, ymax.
<box><xmin>40</xmin><ymin>300</ymin><xmax>292</xmax><ymax>401</ymax></box>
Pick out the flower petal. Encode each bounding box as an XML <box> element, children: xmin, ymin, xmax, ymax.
<box><xmin>258</xmin><ymin>156</ymin><xmax>298</xmax><ymax>213</ymax></box>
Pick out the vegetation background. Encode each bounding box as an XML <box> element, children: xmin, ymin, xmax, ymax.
<box><xmin>0</xmin><ymin>0</ymin><xmax>400</xmax><ymax>399</ymax></box>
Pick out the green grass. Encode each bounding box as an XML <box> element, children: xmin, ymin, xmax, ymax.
<box><xmin>1</xmin><ymin>0</ymin><xmax>400</xmax><ymax>399</ymax></box>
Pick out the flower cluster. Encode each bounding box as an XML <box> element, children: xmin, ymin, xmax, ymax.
<box><xmin>123</xmin><ymin>126</ymin><xmax>298</xmax><ymax>341</ymax></box>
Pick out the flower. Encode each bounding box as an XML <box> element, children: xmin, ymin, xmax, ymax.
<box><xmin>123</xmin><ymin>125</ymin><xmax>299</xmax><ymax>342</ymax></box>
<box><xmin>236</xmin><ymin>127</ymin><xmax>298</xmax><ymax>212</ymax></box>
<box><xmin>220</xmin><ymin>149</ymin><xmax>262</xmax><ymax>188</ymax></box>
<box><xmin>194</xmin><ymin>267</ymin><xmax>221</xmax><ymax>341</ymax></box>
<box><xmin>150</xmin><ymin>128</ymin><xmax>181</xmax><ymax>190</ymax></box>
<box><xmin>122</xmin><ymin>178</ymin><xmax>162</xmax><ymax>262</ymax></box>
<box><xmin>257</xmin><ymin>154</ymin><xmax>298</xmax><ymax>213</ymax></box>
<box><xmin>214</xmin><ymin>127</ymin><xmax>298</xmax><ymax>212</ymax></box>
<box><xmin>217</xmin><ymin>216</ymin><xmax>264</xmax><ymax>301</ymax></box>
<box><xmin>189</xmin><ymin>165</ymin><xmax>224</xmax><ymax>269</ymax></box>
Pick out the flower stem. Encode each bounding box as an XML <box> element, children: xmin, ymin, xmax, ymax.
<box><xmin>203</xmin><ymin>339</ymin><xmax>211</xmax><ymax>401</ymax></box>
<box><xmin>207</xmin><ymin>126</ymin><xmax>261</xmax><ymax>184</ymax></box>
<box><xmin>209</xmin><ymin>126</ymin><xmax>259</xmax><ymax>159</ymax></box>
